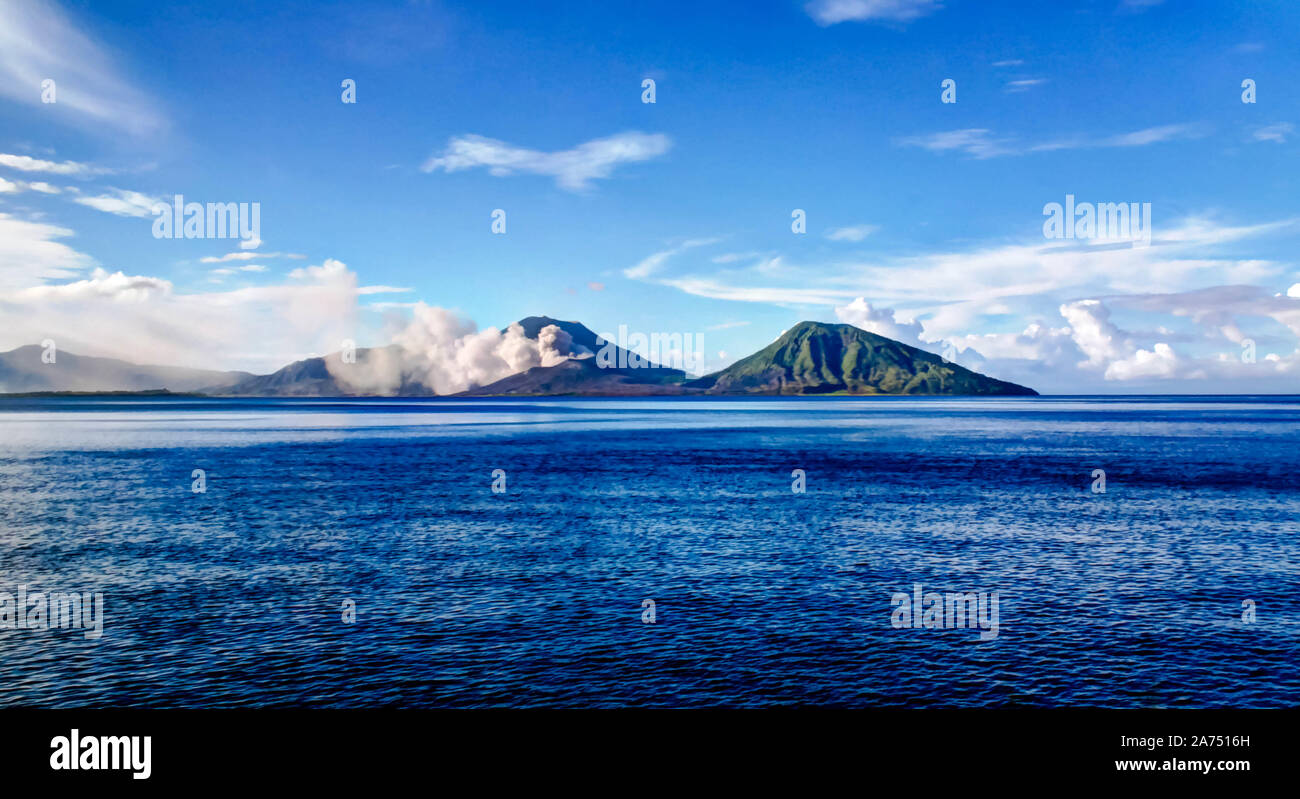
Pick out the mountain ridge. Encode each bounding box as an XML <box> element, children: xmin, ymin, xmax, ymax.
<box><xmin>0</xmin><ymin>318</ymin><xmax>1037</xmax><ymax>396</ymax></box>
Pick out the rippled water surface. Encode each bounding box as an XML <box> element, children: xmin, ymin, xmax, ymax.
<box><xmin>0</xmin><ymin>396</ymin><xmax>1296</xmax><ymax>708</ymax></box>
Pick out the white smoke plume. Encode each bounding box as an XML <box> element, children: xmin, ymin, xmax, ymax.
<box><xmin>328</xmin><ymin>303</ymin><xmax>578</xmax><ymax>395</ymax></box>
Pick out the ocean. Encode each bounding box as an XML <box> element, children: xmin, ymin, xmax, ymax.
<box><xmin>0</xmin><ymin>395</ymin><xmax>1296</xmax><ymax>708</ymax></box>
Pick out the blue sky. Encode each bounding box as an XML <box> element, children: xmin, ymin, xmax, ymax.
<box><xmin>1</xmin><ymin>0</ymin><xmax>1298</xmax><ymax>393</ymax></box>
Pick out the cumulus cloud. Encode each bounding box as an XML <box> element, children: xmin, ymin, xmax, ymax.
<box><xmin>1104</xmin><ymin>342</ymin><xmax>1189</xmax><ymax>380</ymax></box>
<box><xmin>1059</xmin><ymin>299</ymin><xmax>1126</xmax><ymax>368</ymax></box>
<box><xmin>834</xmin><ymin>298</ymin><xmax>926</xmax><ymax>347</ymax></box>
<box><xmin>421</xmin><ymin>131</ymin><xmax>671</xmax><ymax>191</ymax></box>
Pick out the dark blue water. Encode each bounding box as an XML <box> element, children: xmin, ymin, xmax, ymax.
<box><xmin>1</xmin><ymin>396</ymin><xmax>1296</xmax><ymax>708</ymax></box>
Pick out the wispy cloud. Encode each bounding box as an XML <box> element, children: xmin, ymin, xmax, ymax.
<box><xmin>200</xmin><ymin>251</ymin><xmax>305</xmax><ymax>264</ymax></box>
<box><xmin>992</xmin><ymin>59</ymin><xmax>1024</xmax><ymax>67</ymax></box>
<box><xmin>0</xmin><ymin>1</ymin><xmax>166</xmax><ymax>137</ymax></box>
<box><xmin>211</xmin><ymin>264</ymin><xmax>267</xmax><ymax>275</ymax></box>
<box><xmin>70</xmin><ymin>188</ymin><xmax>162</xmax><ymax>218</ymax></box>
<box><xmin>0</xmin><ymin>153</ymin><xmax>111</xmax><ymax>177</ymax></box>
<box><xmin>421</xmin><ymin>132</ymin><xmax>671</xmax><ymax>191</ymax></box>
<box><xmin>805</xmin><ymin>0</ymin><xmax>942</xmax><ymax>26</ymax></box>
<box><xmin>0</xmin><ymin>212</ymin><xmax>97</xmax><ymax>289</ymax></box>
<box><xmin>624</xmin><ymin>238</ymin><xmax>719</xmax><ymax>279</ymax></box>
<box><xmin>825</xmin><ymin>224</ymin><xmax>879</xmax><ymax>242</ymax></box>
<box><xmin>1004</xmin><ymin>78</ymin><xmax>1047</xmax><ymax>93</ymax></box>
<box><xmin>900</xmin><ymin>123</ymin><xmax>1205</xmax><ymax>159</ymax></box>
<box><xmin>1252</xmin><ymin>123</ymin><xmax>1293</xmax><ymax>143</ymax></box>
<box><xmin>896</xmin><ymin>129</ymin><xmax>1017</xmax><ymax>159</ymax></box>
<box><xmin>1120</xmin><ymin>0</ymin><xmax>1165</xmax><ymax>11</ymax></box>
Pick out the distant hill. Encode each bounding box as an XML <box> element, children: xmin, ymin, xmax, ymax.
<box><xmin>210</xmin><ymin>345</ymin><xmax>427</xmax><ymax>396</ymax></box>
<box><xmin>0</xmin><ymin>345</ymin><xmax>251</xmax><ymax>394</ymax></box>
<box><xmin>686</xmin><ymin>321</ymin><xmax>1037</xmax><ymax>395</ymax></box>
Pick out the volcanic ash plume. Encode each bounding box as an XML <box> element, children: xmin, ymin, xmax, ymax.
<box><xmin>328</xmin><ymin>304</ymin><xmax>577</xmax><ymax>395</ymax></box>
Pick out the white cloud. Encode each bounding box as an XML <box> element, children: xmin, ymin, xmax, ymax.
<box><xmin>897</xmin><ymin>129</ymin><xmax>1015</xmax><ymax>159</ymax></box>
<box><xmin>826</xmin><ymin>224</ymin><xmax>879</xmax><ymax>242</ymax></box>
<box><xmin>200</xmin><ymin>251</ymin><xmax>303</xmax><ymax>263</ymax></box>
<box><xmin>289</xmin><ymin>259</ymin><xmax>348</xmax><ymax>281</ymax></box>
<box><xmin>992</xmin><ymin>59</ymin><xmax>1024</xmax><ymax>67</ymax></box>
<box><xmin>357</xmin><ymin>285</ymin><xmax>413</xmax><ymax>295</ymax></box>
<box><xmin>1059</xmin><ymin>299</ymin><xmax>1125</xmax><ymax>368</ymax></box>
<box><xmin>209</xmin><ymin>264</ymin><xmax>267</xmax><ymax>279</ymax></box>
<box><xmin>805</xmin><ymin>0</ymin><xmax>941</xmax><ymax>25</ymax></box>
<box><xmin>1121</xmin><ymin>0</ymin><xmax>1165</xmax><ymax>10</ymax></box>
<box><xmin>14</xmin><ymin>267</ymin><xmax>171</xmax><ymax>303</ymax></box>
<box><xmin>0</xmin><ymin>153</ymin><xmax>109</xmax><ymax>177</ymax></box>
<box><xmin>0</xmin><ymin>2</ymin><xmax>165</xmax><ymax>137</ymax></box>
<box><xmin>1005</xmin><ymin>79</ymin><xmax>1047</xmax><ymax>92</ymax></box>
<box><xmin>71</xmin><ymin>187</ymin><xmax>162</xmax><ymax>218</ymax></box>
<box><xmin>834</xmin><ymin>298</ymin><xmax>926</xmax><ymax>347</ymax></box>
<box><xmin>421</xmin><ymin>131</ymin><xmax>671</xmax><ymax>191</ymax></box>
<box><xmin>1104</xmin><ymin>343</ymin><xmax>1187</xmax><ymax>381</ymax></box>
<box><xmin>1252</xmin><ymin>123</ymin><xmax>1293</xmax><ymax>143</ymax></box>
<box><xmin>0</xmin><ymin>212</ymin><xmax>96</xmax><ymax>288</ymax></box>
<box><xmin>624</xmin><ymin>238</ymin><xmax>719</xmax><ymax>279</ymax></box>
<box><xmin>900</xmin><ymin>124</ymin><xmax>1204</xmax><ymax>159</ymax></box>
